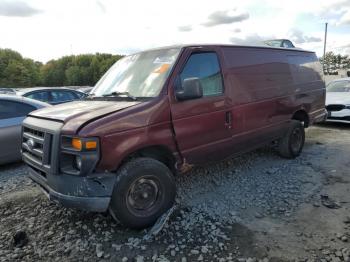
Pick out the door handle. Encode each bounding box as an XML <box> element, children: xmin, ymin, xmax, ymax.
<box><xmin>225</xmin><ymin>111</ymin><xmax>232</xmax><ymax>129</ymax></box>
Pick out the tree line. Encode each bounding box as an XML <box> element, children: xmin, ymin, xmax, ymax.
<box><xmin>0</xmin><ymin>48</ymin><xmax>123</xmax><ymax>88</ymax></box>
<box><xmin>320</xmin><ymin>51</ymin><xmax>350</xmax><ymax>75</ymax></box>
<box><xmin>1</xmin><ymin>48</ymin><xmax>350</xmax><ymax>88</ymax></box>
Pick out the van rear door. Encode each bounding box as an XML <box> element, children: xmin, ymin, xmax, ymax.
<box><xmin>169</xmin><ymin>48</ymin><xmax>233</xmax><ymax>164</ymax></box>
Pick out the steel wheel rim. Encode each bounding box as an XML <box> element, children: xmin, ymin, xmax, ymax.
<box><xmin>127</xmin><ymin>177</ymin><xmax>160</xmax><ymax>212</ymax></box>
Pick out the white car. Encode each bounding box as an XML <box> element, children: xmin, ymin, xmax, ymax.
<box><xmin>326</xmin><ymin>78</ymin><xmax>350</xmax><ymax>123</ymax></box>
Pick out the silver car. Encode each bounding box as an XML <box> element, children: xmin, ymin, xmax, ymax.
<box><xmin>16</xmin><ymin>87</ymin><xmax>87</xmax><ymax>105</ymax></box>
<box><xmin>0</xmin><ymin>94</ymin><xmax>50</xmax><ymax>165</ymax></box>
<box><xmin>0</xmin><ymin>87</ymin><xmax>16</xmax><ymax>94</ymax></box>
<box><xmin>326</xmin><ymin>78</ymin><xmax>350</xmax><ymax>123</ymax></box>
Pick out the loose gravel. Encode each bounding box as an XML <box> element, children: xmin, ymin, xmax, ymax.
<box><xmin>176</xmin><ymin>147</ymin><xmax>321</xmax><ymax>223</ymax></box>
<box><xmin>0</xmin><ymin>124</ymin><xmax>350</xmax><ymax>262</ymax></box>
<box><xmin>0</xmin><ymin>163</ymin><xmax>30</xmax><ymax>196</ymax></box>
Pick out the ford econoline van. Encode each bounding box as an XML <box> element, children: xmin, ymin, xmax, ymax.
<box><xmin>21</xmin><ymin>44</ymin><xmax>326</xmax><ymax>228</ymax></box>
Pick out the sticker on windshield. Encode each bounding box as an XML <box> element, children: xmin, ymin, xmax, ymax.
<box><xmin>153</xmin><ymin>64</ymin><xmax>170</xmax><ymax>74</ymax></box>
<box><xmin>153</xmin><ymin>56</ymin><xmax>175</xmax><ymax>64</ymax></box>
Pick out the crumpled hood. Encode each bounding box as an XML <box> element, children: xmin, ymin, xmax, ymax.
<box><xmin>326</xmin><ymin>92</ymin><xmax>350</xmax><ymax>105</ymax></box>
<box><xmin>29</xmin><ymin>100</ymin><xmax>141</xmax><ymax>123</ymax></box>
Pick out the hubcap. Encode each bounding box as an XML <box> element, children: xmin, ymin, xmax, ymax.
<box><xmin>127</xmin><ymin>177</ymin><xmax>159</xmax><ymax>211</ymax></box>
<box><xmin>291</xmin><ymin>128</ymin><xmax>302</xmax><ymax>152</ymax></box>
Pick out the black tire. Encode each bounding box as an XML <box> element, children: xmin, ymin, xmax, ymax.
<box><xmin>109</xmin><ymin>157</ymin><xmax>176</xmax><ymax>229</ymax></box>
<box><xmin>278</xmin><ymin>120</ymin><xmax>305</xmax><ymax>159</ymax></box>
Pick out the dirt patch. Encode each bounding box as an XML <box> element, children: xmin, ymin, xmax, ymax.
<box><xmin>324</xmin><ymin>175</ymin><xmax>349</xmax><ymax>185</ymax></box>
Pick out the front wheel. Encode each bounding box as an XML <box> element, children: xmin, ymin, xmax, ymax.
<box><xmin>278</xmin><ymin>120</ymin><xmax>305</xmax><ymax>159</ymax></box>
<box><xmin>109</xmin><ymin>157</ymin><xmax>176</xmax><ymax>229</ymax></box>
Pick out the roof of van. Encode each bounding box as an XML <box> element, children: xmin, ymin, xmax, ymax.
<box><xmin>138</xmin><ymin>44</ymin><xmax>315</xmax><ymax>54</ymax></box>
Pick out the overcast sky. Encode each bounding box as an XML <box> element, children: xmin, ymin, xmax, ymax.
<box><xmin>1</xmin><ymin>0</ymin><xmax>350</xmax><ymax>62</ymax></box>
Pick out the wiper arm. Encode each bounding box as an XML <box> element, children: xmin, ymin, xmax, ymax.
<box><xmin>102</xmin><ymin>91</ymin><xmax>137</xmax><ymax>100</ymax></box>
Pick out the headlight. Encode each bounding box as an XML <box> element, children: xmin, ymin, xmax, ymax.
<box><xmin>60</xmin><ymin>136</ymin><xmax>100</xmax><ymax>176</ymax></box>
<box><xmin>72</xmin><ymin>137</ymin><xmax>97</xmax><ymax>151</ymax></box>
<box><xmin>62</xmin><ymin>136</ymin><xmax>99</xmax><ymax>151</ymax></box>
<box><xmin>75</xmin><ymin>156</ymin><xmax>82</xmax><ymax>170</ymax></box>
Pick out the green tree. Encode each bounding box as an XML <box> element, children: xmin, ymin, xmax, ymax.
<box><xmin>0</xmin><ymin>48</ymin><xmax>123</xmax><ymax>88</ymax></box>
<box><xmin>320</xmin><ymin>52</ymin><xmax>350</xmax><ymax>75</ymax></box>
<box><xmin>0</xmin><ymin>48</ymin><xmax>41</xmax><ymax>87</ymax></box>
<box><xmin>40</xmin><ymin>53</ymin><xmax>123</xmax><ymax>87</ymax></box>
<box><xmin>65</xmin><ymin>66</ymin><xmax>81</xmax><ymax>85</ymax></box>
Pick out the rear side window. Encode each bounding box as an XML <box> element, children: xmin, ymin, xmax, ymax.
<box><xmin>180</xmin><ymin>52</ymin><xmax>223</xmax><ymax>97</ymax></box>
<box><xmin>50</xmin><ymin>90</ymin><xmax>76</xmax><ymax>103</ymax></box>
<box><xmin>0</xmin><ymin>100</ymin><xmax>36</xmax><ymax>120</ymax></box>
<box><xmin>25</xmin><ymin>91</ymin><xmax>50</xmax><ymax>102</ymax></box>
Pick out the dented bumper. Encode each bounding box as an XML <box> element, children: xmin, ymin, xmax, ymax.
<box><xmin>28</xmin><ymin>166</ymin><xmax>116</xmax><ymax>212</ymax></box>
<box><xmin>22</xmin><ymin>117</ymin><xmax>116</xmax><ymax>212</ymax></box>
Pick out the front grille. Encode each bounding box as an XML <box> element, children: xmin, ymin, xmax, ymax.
<box><xmin>22</xmin><ymin>126</ymin><xmax>53</xmax><ymax>168</ymax></box>
<box><xmin>28</xmin><ymin>165</ymin><xmax>47</xmax><ymax>178</ymax></box>
<box><xmin>326</xmin><ymin>104</ymin><xmax>345</xmax><ymax>112</ymax></box>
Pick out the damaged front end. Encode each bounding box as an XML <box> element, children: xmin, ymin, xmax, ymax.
<box><xmin>22</xmin><ymin>116</ymin><xmax>116</xmax><ymax>212</ymax></box>
<box><xmin>29</xmin><ymin>169</ymin><xmax>116</xmax><ymax>212</ymax></box>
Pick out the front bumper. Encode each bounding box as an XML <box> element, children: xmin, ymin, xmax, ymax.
<box><xmin>21</xmin><ymin>117</ymin><xmax>116</xmax><ymax>212</ymax></box>
<box><xmin>326</xmin><ymin>109</ymin><xmax>350</xmax><ymax>123</ymax></box>
<box><xmin>28</xmin><ymin>166</ymin><xmax>116</xmax><ymax>212</ymax></box>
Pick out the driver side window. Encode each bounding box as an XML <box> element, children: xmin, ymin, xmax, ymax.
<box><xmin>180</xmin><ymin>52</ymin><xmax>223</xmax><ymax>97</ymax></box>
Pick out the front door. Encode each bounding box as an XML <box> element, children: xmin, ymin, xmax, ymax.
<box><xmin>169</xmin><ymin>49</ymin><xmax>232</xmax><ymax>165</ymax></box>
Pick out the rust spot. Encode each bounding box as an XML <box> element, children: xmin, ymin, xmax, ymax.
<box><xmin>176</xmin><ymin>159</ymin><xmax>193</xmax><ymax>174</ymax></box>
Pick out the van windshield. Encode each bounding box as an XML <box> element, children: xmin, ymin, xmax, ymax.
<box><xmin>91</xmin><ymin>48</ymin><xmax>181</xmax><ymax>98</ymax></box>
<box><xmin>326</xmin><ymin>80</ymin><xmax>350</xmax><ymax>92</ymax></box>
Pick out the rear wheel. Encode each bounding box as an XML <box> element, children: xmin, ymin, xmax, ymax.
<box><xmin>278</xmin><ymin>120</ymin><xmax>305</xmax><ymax>158</ymax></box>
<box><xmin>109</xmin><ymin>157</ymin><xmax>176</xmax><ymax>229</ymax></box>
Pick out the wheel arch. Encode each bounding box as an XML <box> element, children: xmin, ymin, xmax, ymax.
<box><xmin>292</xmin><ymin>109</ymin><xmax>310</xmax><ymax>128</ymax></box>
<box><xmin>118</xmin><ymin>145</ymin><xmax>177</xmax><ymax>174</ymax></box>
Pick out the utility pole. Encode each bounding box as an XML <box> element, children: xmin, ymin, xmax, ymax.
<box><xmin>323</xmin><ymin>23</ymin><xmax>328</xmax><ymax>59</ymax></box>
<box><xmin>323</xmin><ymin>22</ymin><xmax>328</xmax><ymax>74</ymax></box>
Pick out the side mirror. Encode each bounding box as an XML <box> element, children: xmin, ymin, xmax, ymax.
<box><xmin>176</xmin><ymin>77</ymin><xmax>203</xmax><ymax>101</ymax></box>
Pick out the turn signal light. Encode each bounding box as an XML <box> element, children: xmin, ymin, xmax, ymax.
<box><xmin>86</xmin><ymin>141</ymin><xmax>97</xmax><ymax>150</ymax></box>
<box><xmin>71</xmin><ymin>138</ymin><xmax>97</xmax><ymax>151</ymax></box>
<box><xmin>72</xmin><ymin>138</ymin><xmax>83</xmax><ymax>151</ymax></box>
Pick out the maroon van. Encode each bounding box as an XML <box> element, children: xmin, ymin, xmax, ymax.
<box><xmin>21</xmin><ymin>44</ymin><xmax>326</xmax><ymax>228</ymax></box>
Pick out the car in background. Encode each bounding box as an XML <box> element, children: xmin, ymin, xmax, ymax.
<box><xmin>264</xmin><ymin>39</ymin><xmax>295</xmax><ymax>48</ymax></box>
<box><xmin>0</xmin><ymin>87</ymin><xmax>16</xmax><ymax>94</ymax></box>
<box><xmin>326</xmin><ymin>78</ymin><xmax>350</xmax><ymax>123</ymax></box>
<box><xmin>0</xmin><ymin>95</ymin><xmax>50</xmax><ymax>165</ymax></box>
<box><xmin>60</xmin><ymin>86</ymin><xmax>93</xmax><ymax>94</ymax></box>
<box><xmin>16</xmin><ymin>87</ymin><xmax>87</xmax><ymax>105</ymax></box>
<box><xmin>77</xmin><ymin>86</ymin><xmax>93</xmax><ymax>94</ymax></box>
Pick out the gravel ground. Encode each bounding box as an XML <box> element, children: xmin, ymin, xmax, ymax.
<box><xmin>0</xmin><ymin>123</ymin><xmax>349</xmax><ymax>262</ymax></box>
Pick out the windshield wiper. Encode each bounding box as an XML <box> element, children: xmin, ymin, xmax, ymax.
<box><xmin>102</xmin><ymin>91</ymin><xmax>137</xmax><ymax>100</ymax></box>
